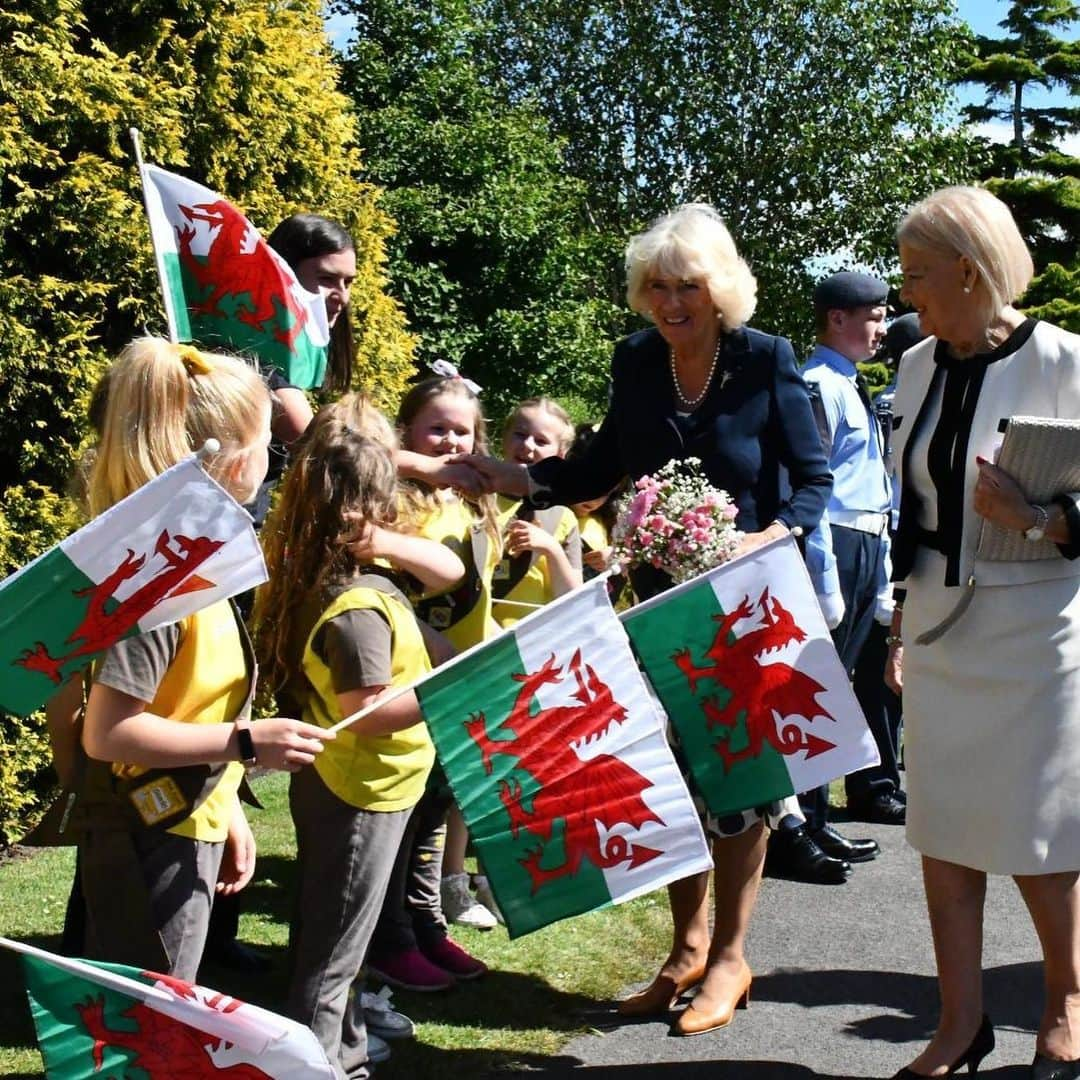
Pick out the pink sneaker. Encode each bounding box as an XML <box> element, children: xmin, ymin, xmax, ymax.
<box><xmin>367</xmin><ymin>948</ymin><xmax>456</xmax><ymax>992</ymax></box>
<box><xmin>420</xmin><ymin>936</ymin><xmax>487</xmax><ymax>980</ymax></box>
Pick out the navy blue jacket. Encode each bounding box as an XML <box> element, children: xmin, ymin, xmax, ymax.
<box><xmin>533</xmin><ymin>325</ymin><xmax>833</xmax><ymax>539</ymax></box>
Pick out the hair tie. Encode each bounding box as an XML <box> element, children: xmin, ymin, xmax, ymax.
<box><xmin>430</xmin><ymin>358</ymin><xmax>482</xmax><ymax>395</ymax></box>
<box><xmin>175</xmin><ymin>343</ymin><xmax>213</xmax><ymax>376</ymax></box>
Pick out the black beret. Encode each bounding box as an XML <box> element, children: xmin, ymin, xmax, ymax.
<box><xmin>813</xmin><ymin>271</ymin><xmax>889</xmax><ymax>312</ymax></box>
<box><xmin>884</xmin><ymin>312</ymin><xmax>925</xmax><ymax>364</ymax></box>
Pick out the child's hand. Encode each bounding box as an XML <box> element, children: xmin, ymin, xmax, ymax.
<box><xmin>346</xmin><ymin>518</ymin><xmax>387</xmax><ymax>562</ymax></box>
<box><xmin>583</xmin><ymin>547</ymin><xmax>611</xmax><ymax>572</ymax></box>
<box><xmin>506</xmin><ymin>519</ymin><xmax>554</xmax><ymax>557</ymax></box>
<box><xmin>217</xmin><ymin>800</ymin><xmax>256</xmax><ymax>895</ymax></box>
<box><xmin>250</xmin><ymin>718</ymin><xmax>333</xmax><ymax>772</ymax></box>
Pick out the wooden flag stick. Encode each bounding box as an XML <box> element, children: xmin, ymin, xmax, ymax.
<box><xmin>129</xmin><ymin>127</ymin><xmax>182</xmax><ymax>344</ymax></box>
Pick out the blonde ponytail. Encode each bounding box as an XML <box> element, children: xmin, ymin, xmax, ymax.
<box><xmin>89</xmin><ymin>337</ymin><xmax>269</xmax><ymax>515</ymax></box>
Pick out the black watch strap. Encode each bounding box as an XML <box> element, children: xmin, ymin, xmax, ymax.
<box><xmin>235</xmin><ymin>720</ymin><xmax>257</xmax><ymax>765</ymax></box>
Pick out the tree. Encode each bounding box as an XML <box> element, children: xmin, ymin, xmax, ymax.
<box><xmin>959</xmin><ymin>0</ymin><xmax>1080</xmax><ymax>176</ymax></box>
<box><xmin>337</xmin><ymin>0</ymin><xmax>624</xmax><ymax>418</ymax></box>
<box><xmin>0</xmin><ymin>0</ymin><xmax>413</xmax><ymax>841</ymax></box>
<box><xmin>473</xmin><ymin>0</ymin><xmax>977</xmax><ymax>348</ymax></box>
<box><xmin>0</xmin><ymin>0</ymin><xmax>412</xmax><ymax>563</ymax></box>
<box><xmin>956</xmin><ymin>1</ymin><xmax>1080</xmax><ymax>329</ymax></box>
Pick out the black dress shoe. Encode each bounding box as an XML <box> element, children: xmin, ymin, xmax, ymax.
<box><xmin>813</xmin><ymin>824</ymin><xmax>880</xmax><ymax>863</ymax></box>
<box><xmin>848</xmin><ymin>792</ymin><xmax>907</xmax><ymax>825</ymax></box>
<box><xmin>765</xmin><ymin>825</ymin><xmax>852</xmax><ymax>884</ymax></box>
<box><xmin>893</xmin><ymin>1014</ymin><xmax>994</xmax><ymax>1077</ymax></box>
<box><xmin>1032</xmin><ymin>1052</ymin><xmax>1080</xmax><ymax>1079</ymax></box>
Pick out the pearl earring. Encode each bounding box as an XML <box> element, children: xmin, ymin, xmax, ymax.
<box><xmin>963</xmin><ymin>285</ymin><xmax>971</xmax><ymax>293</ymax></box>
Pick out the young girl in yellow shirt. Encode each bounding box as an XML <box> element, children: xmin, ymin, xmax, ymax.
<box><xmin>78</xmin><ymin>338</ymin><xmax>331</xmax><ymax>981</ymax></box>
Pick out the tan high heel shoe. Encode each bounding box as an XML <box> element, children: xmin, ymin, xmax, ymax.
<box><xmin>674</xmin><ymin>961</ymin><xmax>752</xmax><ymax>1036</ymax></box>
<box><xmin>616</xmin><ymin>962</ymin><xmax>708</xmax><ymax>1017</ymax></box>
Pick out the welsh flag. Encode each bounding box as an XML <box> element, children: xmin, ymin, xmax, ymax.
<box><xmin>5</xmin><ymin>937</ymin><xmax>335</xmax><ymax>1079</ymax></box>
<box><xmin>139</xmin><ymin>163</ymin><xmax>330</xmax><ymax>389</ymax></box>
<box><xmin>417</xmin><ymin>576</ymin><xmax>712</xmax><ymax>939</ymax></box>
<box><xmin>0</xmin><ymin>456</ymin><xmax>266</xmax><ymax>717</ymax></box>
<box><xmin>622</xmin><ymin>535</ymin><xmax>878</xmax><ymax>816</ymax></box>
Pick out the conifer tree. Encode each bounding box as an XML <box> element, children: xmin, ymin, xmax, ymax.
<box><xmin>0</xmin><ymin>0</ymin><xmax>413</xmax><ymax>574</ymax></box>
<box><xmin>958</xmin><ymin>1</ymin><xmax>1080</xmax><ymax>328</ymax></box>
<box><xmin>960</xmin><ymin>0</ymin><xmax>1080</xmax><ymax>176</ymax></box>
<box><xmin>0</xmin><ymin>0</ymin><xmax>413</xmax><ymax>839</ymax></box>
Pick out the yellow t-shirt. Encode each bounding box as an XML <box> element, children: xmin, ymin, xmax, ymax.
<box><xmin>301</xmin><ymin>583</ymin><xmax>435</xmax><ymax>811</ymax></box>
<box><xmin>103</xmin><ymin>600</ymin><xmax>248</xmax><ymax>843</ymax></box>
<box><xmin>493</xmin><ymin>496</ymin><xmax>581</xmax><ymax>628</ymax></box>
<box><xmin>412</xmin><ymin>496</ymin><xmax>500</xmax><ymax>650</ymax></box>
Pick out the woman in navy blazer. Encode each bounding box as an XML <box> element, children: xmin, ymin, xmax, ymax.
<box><xmin>469</xmin><ymin>203</ymin><xmax>831</xmax><ymax>1035</ymax></box>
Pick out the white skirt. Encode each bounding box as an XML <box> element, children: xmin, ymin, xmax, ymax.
<box><xmin>903</xmin><ymin>549</ymin><xmax>1080</xmax><ymax>874</ymax></box>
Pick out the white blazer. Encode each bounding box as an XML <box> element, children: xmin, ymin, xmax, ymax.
<box><xmin>891</xmin><ymin>319</ymin><xmax>1080</xmax><ymax>589</ymax></box>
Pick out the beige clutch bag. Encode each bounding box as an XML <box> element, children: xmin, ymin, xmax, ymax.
<box><xmin>915</xmin><ymin>414</ymin><xmax>1080</xmax><ymax>644</ymax></box>
<box><xmin>976</xmin><ymin>415</ymin><xmax>1080</xmax><ymax>562</ymax></box>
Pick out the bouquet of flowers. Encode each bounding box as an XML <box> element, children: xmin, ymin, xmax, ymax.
<box><xmin>610</xmin><ymin>457</ymin><xmax>742</xmax><ymax>584</ymax></box>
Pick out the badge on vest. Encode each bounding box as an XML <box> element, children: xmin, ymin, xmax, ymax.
<box><xmin>427</xmin><ymin>602</ymin><xmax>454</xmax><ymax>630</ymax></box>
<box><xmin>128</xmin><ymin>776</ymin><xmax>190</xmax><ymax>827</ymax></box>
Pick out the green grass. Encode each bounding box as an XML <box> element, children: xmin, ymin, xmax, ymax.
<box><xmin>0</xmin><ymin>773</ymin><xmax>673</xmax><ymax>1078</ymax></box>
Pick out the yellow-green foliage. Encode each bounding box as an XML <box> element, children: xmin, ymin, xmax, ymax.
<box><xmin>0</xmin><ymin>0</ymin><xmax>415</xmax><ymax>840</ymax></box>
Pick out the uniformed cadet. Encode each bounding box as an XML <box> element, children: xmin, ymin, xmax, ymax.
<box><xmin>803</xmin><ymin>270</ymin><xmax>902</xmax><ymax>831</ymax></box>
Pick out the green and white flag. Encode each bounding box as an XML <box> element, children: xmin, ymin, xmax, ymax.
<box><xmin>622</xmin><ymin>535</ymin><xmax>878</xmax><ymax>817</ymax></box>
<box><xmin>0</xmin><ymin>456</ymin><xmax>266</xmax><ymax>717</ymax></box>
<box><xmin>139</xmin><ymin>163</ymin><xmax>330</xmax><ymax>389</ymax></box>
<box><xmin>417</xmin><ymin>576</ymin><xmax>712</xmax><ymax>939</ymax></box>
<box><xmin>5</xmin><ymin>936</ymin><xmax>334</xmax><ymax>1078</ymax></box>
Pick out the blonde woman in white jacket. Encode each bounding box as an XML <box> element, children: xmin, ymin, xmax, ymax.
<box><xmin>888</xmin><ymin>186</ymin><xmax>1080</xmax><ymax>1080</ymax></box>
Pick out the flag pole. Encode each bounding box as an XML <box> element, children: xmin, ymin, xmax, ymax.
<box><xmin>324</xmin><ymin>570</ymin><xmax>617</xmax><ymax>738</ymax></box>
<box><xmin>130</xmin><ymin>127</ymin><xmax>181</xmax><ymax>343</ymax></box>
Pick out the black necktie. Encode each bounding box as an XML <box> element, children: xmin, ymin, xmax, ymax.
<box><xmin>855</xmin><ymin>372</ymin><xmax>885</xmax><ymax>457</ymax></box>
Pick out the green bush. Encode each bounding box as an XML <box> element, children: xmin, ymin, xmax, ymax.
<box><xmin>0</xmin><ymin>0</ymin><xmax>415</xmax><ymax>844</ymax></box>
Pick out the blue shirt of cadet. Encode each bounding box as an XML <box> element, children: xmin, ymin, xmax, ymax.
<box><xmin>803</xmin><ymin>344</ymin><xmax>891</xmax><ymax>515</ymax></box>
<box><xmin>802</xmin><ymin>344</ymin><xmax>893</xmax><ymax>609</ymax></box>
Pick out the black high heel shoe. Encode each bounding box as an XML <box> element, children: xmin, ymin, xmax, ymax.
<box><xmin>1031</xmin><ymin>1052</ymin><xmax>1080</xmax><ymax>1080</ymax></box>
<box><xmin>893</xmin><ymin>1015</ymin><xmax>994</xmax><ymax>1078</ymax></box>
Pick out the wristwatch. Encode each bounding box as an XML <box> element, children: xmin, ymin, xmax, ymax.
<box><xmin>234</xmin><ymin>715</ymin><xmax>257</xmax><ymax>766</ymax></box>
<box><xmin>1024</xmin><ymin>504</ymin><xmax>1048</xmax><ymax>542</ymax></box>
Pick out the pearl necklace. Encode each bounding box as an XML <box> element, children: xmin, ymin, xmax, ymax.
<box><xmin>670</xmin><ymin>335</ymin><xmax>722</xmax><ymax>410</ymax></box>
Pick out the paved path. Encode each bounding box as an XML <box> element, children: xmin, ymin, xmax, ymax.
<box><xmin>520</xmin><ymin>816</ymin><xmax>1042</xmax><ymax>1079</ymax></box>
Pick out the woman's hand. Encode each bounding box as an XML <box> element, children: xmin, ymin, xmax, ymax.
<box><xmin>217</xmin><ymin>799</ymin><xmax>257</xmax><ymax>896</ymax></box>
<box><xmin>884</xmin><ymin>643</ymin><xmax>903</xmax><ymax>695</ymax></box>
<box><xmin>250</xmin><ymin>718</ymin><xmax>333</xmax><ymax>772</ymax></box>
<box><xmin>732</xmin><ymin>521</ymin><xmax>789</xmax><ymax>559</ymax></box>
<box><xmin>453</xmin><ymin>454</ymin><xmax>530</xmax><ymax>497</ymax></box>
<box><xmin>506</xmin><ymin>519</ymin><xmax>555</xmax><ymax>557</ymax></box>
<box><xmin>972</xmin><ymin>458</ymin><xmax>1036</xmax><ymax>531</ymax></box>
<box><xmin>395</xmin><ymin>450</ymin><xmax>491</xmax><ymax>495</ymax></box>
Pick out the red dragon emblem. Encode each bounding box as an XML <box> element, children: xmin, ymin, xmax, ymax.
<box><xmin>466</xmin><ymin>650</ymin><xmax>664</xmax><ymax>893</ymax></box>
<box><xmin>176</xmin><ymin>200</ymin><xmax>308</xmax><ymax>348</ymax></box>
<box><xmin>74</xmin><ymin>972</ymin><xmax>270</xmax><ymax>1078</ymax></box>
<box><xmin>15</xmin><ymin>530</ymin><xmax>222</xmax><ymax>684</ymax></box>
<box><xmin>672</xmin><ymin>588</ymin><xmax>836</xmax><ymax>770</ymax></box>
